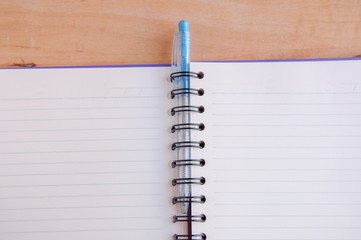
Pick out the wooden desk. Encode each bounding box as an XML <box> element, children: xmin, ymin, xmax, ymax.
<box><xmin>1</xmin><ymin>0</ymin><xmax>360</xmax><ymax>67</ymax></box>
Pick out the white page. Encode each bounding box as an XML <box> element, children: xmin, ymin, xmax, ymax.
<box><xmin>191</xmin><ymin>60</ymin><xmax>361</xmax><ymax>239</ymax></box>
<box><xmin>0</xmin><ymin>66</ymin><xmax>178</xmax><ymax>240</ymax></box>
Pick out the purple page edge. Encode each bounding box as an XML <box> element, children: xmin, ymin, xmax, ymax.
<box><xmin>2</xmin><ymin>57</ymin><xmax>361</xmax><ymax>69</ymax></box>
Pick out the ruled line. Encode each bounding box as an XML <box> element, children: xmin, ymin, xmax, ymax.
<box><xmin>0</xmin><ymin>117</ymin><xmax>160</xmax><ymax>122</ymax></box>
<box><xmin>213</xmin><ymin>169</ymin><xmax>361</xmax><ymax>171</ymax></box>
<box><xmin>212</xmin><ymin>124</ymin><xmax>361</xmax><ymax>127</ymax></box>
<box><xmin>215</xmin><ymin>227</ymin><xmax>361</xmax><ymax>229</ymax></box>
<box><xmin>214</xmin><ymin>180</ymin><xmax>361</xmax><ymax>183</ymax></box>
<box><xmin>0</xmin><ymin>149</ymin><xmax>160</xmax><ymax>155</ymax></box>
<box><xmin>214</xmin><ymin>146</ymin><xmax>361</xmax><ymax>149</ymax></box>
<box><xmin>0</xmin><ymin>193</ymin><xmax>160</xmax><ymax>200</ymax></box>
<box><xmin>213</xmin><ymin>113</ymin><xmax>361</xmax><ymax>116</ymax></box>
<box><xmin>213</xmin><ymin>135</ymin><xmax>361</xmax><ymax>138</ymax></box>
<box><xmin>213</xmin><ymin>102</ymin><xmax>361</xmax><ymax>105</ymax></box>
<box><xmin>0</xmin><ymin>171</ymin><xmax>160</xmax><ymax>177</ymax></box>
<box><xmin>215</xmin><ymin>214</ymin><xmax>361</xmax><ymax>218</ymax></box>
<box><xmin>0</xmin><ymin>159</ymin><xmax>160</xmax><ymax>165</ymax></box>
<box><xmin>0</xmin><ymin>106</ymin><xmax>160</xmax><ymax>111</ymax></box>
<box><xmin>213</xmin><ymin>157</ymin><xmax>361</xmax><ymax>160</ymax></box>
<box><xmin>0</xmin><ymin>228</ymin><xmax>161</xmax><ymax>234</ymax></box>
<box><xmin>0</xmin><ymin>182</ymin><xmax>160</xmax><ymax>188</ymax></box>
<box><xmin>215</xmin><ymin>239</ymin><xmax>358</xmax><ymax>240</ymax></box>
<box><xmin>0</xmin><ymin>96</ymin><xmax>161</xmax><ymax>101</ymax></box>
<box><xmin>212</xmin><ymin>92</ymin><xmax>361</xmax><ymax>95</ymax></box>
<box><xmin>0</xmin><ymin>216</ymin><xmax>161</xmax><ymax>223</ymax></box>
<box><xmin>215</xmin><ymin>203</ymin><xmax>361</xmax><ymax>206</ymax></box>
<box><xmin>0</xmin><ymin>138</ymin><xmax>160</xmax><ymax>144</ymax></box>
<box><xmin>214</xmin><ymin>238</ymin><xmax>361</xmax><ymax>240</ymax></box>
<box><xmin>0</xmin><ymin>127</ymin><xmax>160</xmax><ymax>133</ymax></box>
<box><xmin>214</xmin><ymin>191</ymin><xmax>361</xmax><ymax>194</ymax></box>
<box><xmin>0</xmin><ymin>205</ymin><xmax>161</xmax><ymax>211</ymax></box>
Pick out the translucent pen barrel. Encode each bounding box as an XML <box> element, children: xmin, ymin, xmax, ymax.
<box><xmin>172</xmin><ymin>27</ymin><xmax>191</xmax><ymax>214</ymax></box>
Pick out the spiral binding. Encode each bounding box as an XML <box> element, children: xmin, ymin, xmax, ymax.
<box><xmin>171</xmin><ymin>141</ymin><xmax>205</xmax><ymax>151</ymax></box>
<box><xmin>173</xmin><ymin>233</ymin><xmax>207</xmax><ymax>240</ymax></box>
<box><xmin>172</xmin><ymin>195</ymin><xmax>206</xmax><ymax>204</ymax></box>
<box><xmin>173</xmin><ymin>214</ymin><xmax>206</xmax><ymax>223</ymax></box>
<box><xmin>172</xmin><ymin>177</ymin><xmax>206</xmax><ymax>186</ymax></box>
<box><xmin>171</xmin><ymin>105</ymin><xmax>205</xmax><ymax>116</ymax></box>
<box><xmin>171</xmin><ymin>88</ymin><xmax>204</xmax><ymax>99</ymax></box>
<box><xmin>170</xmin><ymin>71</ymin><xmax>204</xmax><ymax>82</ymax></box>
<box><xmin>170</xmin><ymin>71</ymin><xmax>206</xmax><ymax>240</ymax></box>
<box><xmin>172</xmin><ymin>159</ymin><xmax>205</xmax><ymax>168</ymax></box>
<box><xmin>171</xmin><ymin>123</ymin><xmax>205</xmax><ymax>133</ymax></box>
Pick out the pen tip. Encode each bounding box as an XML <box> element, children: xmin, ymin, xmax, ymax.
<box><xmin>178</xmin><ymin>20</ymin><xmax>189</xmax><ymax>32</ymax></box>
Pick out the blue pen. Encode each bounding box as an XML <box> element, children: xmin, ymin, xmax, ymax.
<box><xmin>172</xmin><ymin>20</ymin><xmax>191</xmax><ymax>214</ymax></box>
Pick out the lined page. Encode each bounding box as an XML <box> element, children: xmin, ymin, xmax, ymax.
<box><xmin>0</xmin><ymin>67</ymin><xmax>176</xmax><ymax>240</ymax></box>
<box><xmin>192</xmin><ymin>60</ymin><xmax>361</xmax><ymax>239</ymax></box>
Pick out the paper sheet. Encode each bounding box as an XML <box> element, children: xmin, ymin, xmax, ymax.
<box><xmin>0</xmin><ymin>66</ymin><xmax>176</xmax><ymax>240</ymax></box>
<box><xmin>192</xmin><ymin>60</ymin><xmax>361</xmax><ymax>239</ymax></box>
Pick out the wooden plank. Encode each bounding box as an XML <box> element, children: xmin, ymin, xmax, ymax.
<box><xmin>0</xmin><ymin>0</ymin><xmax>360</xmax><ymax>67</ymax></box>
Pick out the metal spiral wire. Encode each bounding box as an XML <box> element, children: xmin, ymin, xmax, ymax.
<box><xmin>171</xmin><ymin>71</ymin><xmax>206</xmax><ymax>239</ymax></box>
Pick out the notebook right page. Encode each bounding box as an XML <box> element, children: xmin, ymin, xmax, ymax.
<box><xmin>192</xmin><ymin>59</ymin><xmax>361</xmax><ymax>239</ymax></box>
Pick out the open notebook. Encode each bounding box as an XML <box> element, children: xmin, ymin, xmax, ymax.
<box><xmin>1</xmin><ymin>59</ymin><xmax>361</xmax><ymax>240</ymax></box>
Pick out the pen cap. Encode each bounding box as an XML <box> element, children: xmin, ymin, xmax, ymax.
<box><xmin>178</xmin><ymin>20</ymin><xmax>188</xmax><ymax>32</ymax></box>
<box><xmin>172</xmin><ymin>21</ymin><xmax>190</xmax><ymax>89</ymax></box>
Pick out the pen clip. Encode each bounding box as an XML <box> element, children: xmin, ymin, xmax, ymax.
<box><xmin>172</xmin><ymin>33</ymin><xmax>180</xmax><ymax>72</ymax></box>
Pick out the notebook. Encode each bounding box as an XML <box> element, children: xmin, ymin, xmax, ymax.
<box><xmin>1</xmin><ymin>58</ymin><xmax>361</xmax><ymax>240</ymax></box>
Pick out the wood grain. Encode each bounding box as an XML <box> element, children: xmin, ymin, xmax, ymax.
<box><xmin>1</xmin><ymin>0</ymin><xmax>361</xmax><ymax>67</ymax></box>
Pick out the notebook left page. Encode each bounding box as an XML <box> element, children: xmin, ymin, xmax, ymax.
<box><xmin>0</xmin><ymin>66</ymin><xmax>176</xmax><ymax>240</ymax></box>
